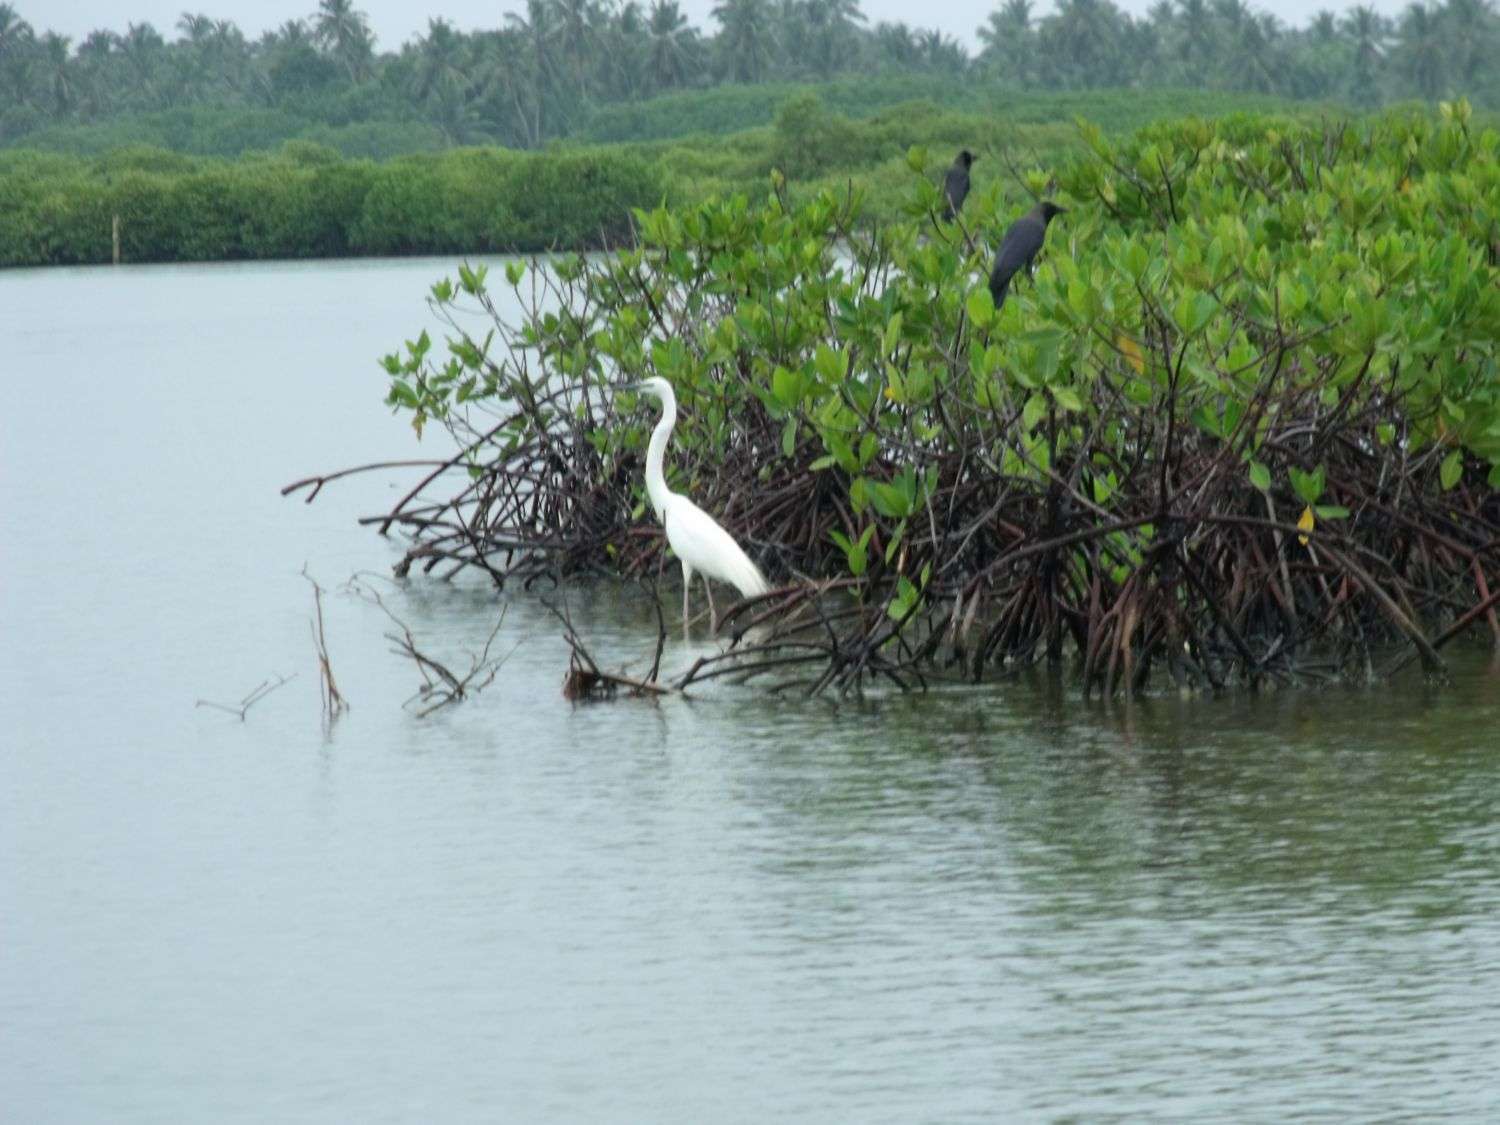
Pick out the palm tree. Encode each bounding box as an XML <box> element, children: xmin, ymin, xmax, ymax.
<box><xmin>978</xmin><ymin>0</ymin><xmax>1035</xmax><ymax>84</ymax></box>
<box><xmin>1176</xmin><ymin>0</ymin><xmax>1216</xmax><ymax>77</ymax></box>
<box><xmin>1039</xmin><ymin>0</ymin><xmax>1126</xmax><ymax>88</ymax></box>
<box><xmin>1224</xmin><ymin>10</ymin><xmax>1278</xmax><ymax>91</ymax></box>
<box><xmin>771</xmin><ymin>0</ymin><xmax>809</xmax><ymax>75</ymax></box>
<box><xmin>118</xmin><ymin>22</ymin><xmax>167</xmax><ymax>107</ymax></box>
<box><xmin>175</xmin><ymin>13</ymin><xmax>216</xmax><ymax>100</ymax></box>
<box><xmin>1342</xmin><ymin>4</ymin><xmax>1385</xmax><ymax>104</ymax></box>
<box><xmin>1440</xmin><ymin>0</ymin><xmax>1496</xmax><ymax>91</ymax></box>
<box><xmin>410</xmin><ymin>17</ymin><xmax>470</xmax><ymax>103</ymax></box>
<box><xmin>0</xmin><ymin>3</ymin><xmax>35</xmax><ymax>106</ymax></box>
<box><xmin>177</xmin><ymin>13</ymin><xmax>214</xmax><ymax>43</ymax></box>
<box><xmin>267</xmin><ymin>19</ymin><xmax>313</xmax><ymax>49</ymax></box>
<box><xmin>553</xmin><ymin>0</ymin><xmax>603</xmax><ymax>90</ymax></box>
<box><xmin>313</xmin><ymin>0</ymin><xmax>376</xmax><ymax>83</ymax></box>
<box><xmin>504</xmin><ymin>0</ymin><xmax>563</xmax><ymax>141</ymax></box>
<box><xmin>207</xmin><ymin>20</ymin><xmax>252</xmax><ymax>97</ymax></box>
<box><xmin>0</xmin><ymin>2</ymin><xmax>29</xmax><ymax>53</ymax></box>
<box><xmin>1396</xmin><ymin>2</ymin><xmax>1444</xmax><ymax>98</ymax></box>
<box><xmin>1131</xmin><ymin>0</ymin><xmax>1175</xmax><ymax>79</ymax></box>
<box><xmin>37</xmin><ymin>31</ymin><xmax>73</xmax><ymax>115</ymax></box>
<box><xmin>711</xmin><ymin>0</ymin><xmax>773</xmax><ymax>82</ymax></box>
<box><xmin>506</xmin><ymin>0</ymin><xmax>561</xmax><ymax>94</ymax></box>
<box><xmin>600</xmin><ymin>0</ymin><xmax>649</xmax><ymax>99</ymax></box>
<box><xmin>1213</xmin><ymin>0</ymin><xmax>1250</xmax><ymax>32</ymax></box>
<box><xmin>873</xmin><ymin>21</ymin><xmax>919</xmax><ymax>69</ymax></box>
<box><xmin>473</xmin><ymin>29</ymin><xmax>542</xmax><ymax>145</ymax></box>
<box><xmin>802</xmin><ymin>0</ymin><xmax>866</xmax><ymax>76</ymax></box>
<box><xmin>427</xmin><ymin>78</ymin><xmax>485</xmax><ymax>143</ymax></box>
<box><xmin>646</xmin><ymin>0</ymin><xmax>694</xmax><ymax>89</ymax></box>
<box><xmin>73</xmin><ymin>29</ymin><xmax>116</xmax><ymax>117</ymax></box>
<box><xmin>916</xmin><ymin>29</ymin><xmax>967</xmax><ymax>73</ymax></box>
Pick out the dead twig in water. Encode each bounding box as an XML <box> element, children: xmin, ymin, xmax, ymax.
<box><xmin>303</xmin><ymin>567</ymin><xmax>350</xmax><ymax>722</ymax></box>
<box><xmin>348</xmin><ymin>575</ymin><xmax>516</xmax><ymax>716</ymax></box>
<box><xmin>196</xmin><ymin>672</ymin><xmax>296</xmax><ymax>721</ymax></box>
<box><xmin>546</xmin><ymin>595</ymin><xmax>672</xmax><ymax>700</ymax></box>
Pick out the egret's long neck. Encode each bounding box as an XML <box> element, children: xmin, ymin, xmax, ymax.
<box><xmin>644</xmin><ymin>387</ymin><xmax>677</xmax><ymax>518</ymax></box>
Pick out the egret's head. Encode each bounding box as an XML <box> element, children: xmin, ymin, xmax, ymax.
<box><xmin>1040</xmin><ymin>201</ymin><xmax>1068</xmax><ymax>223</ymax></box>
<box><xmin>957</xmin><ymin>149</ymin><xmax>976</xmax><ymax>168</ymax></box>
<box><xmin>626</xmin><ymin>376</ymin><xmax>673</xmax><ymax>403</ymax></box>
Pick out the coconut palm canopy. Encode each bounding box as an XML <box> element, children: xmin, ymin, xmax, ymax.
<box><xmin>0</xmin><ymin>0</ymin><xmax>1496</xmax><ymax>150</ymax></box>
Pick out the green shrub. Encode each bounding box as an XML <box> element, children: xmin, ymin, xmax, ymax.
<box><xmin>377</xmin><ymin>105</ymin><xmax>1500</xmax><ymax>692</ymax></box>
<box><xmin>769</xmin><ymin>95</ymin><xmax>862</xmax><ymax>179</ymax></box>
<box><xmin>495</xmin><ymin>149</ymin><xmax>665</xmax><ymax>250</ymax></box>
<box><xmin>301</xmin><ymin>120</ymin><xmax>449</xmax><ymax>160</ymax></box>
<box><xmin>351</xmin><ymin>159</ymin><xmax>463</xmax><ymax>254</ymax></box>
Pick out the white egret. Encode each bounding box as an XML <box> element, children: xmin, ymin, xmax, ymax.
<box><xmin>626</xmin><ymin>376</ymin><xmax>769</xmax><ymax>631</ymax></box>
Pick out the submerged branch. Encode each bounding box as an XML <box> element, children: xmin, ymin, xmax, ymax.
<box><xmin>196</xmin><ymin>672</ymin><xmax>296</xmax><ymax>721</ymax></box>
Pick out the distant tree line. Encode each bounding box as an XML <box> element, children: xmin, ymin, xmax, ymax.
<box><xmin>1</xmin><ymin>0</ymin><xmax>1496</xmax><ymax>150</ymax></box>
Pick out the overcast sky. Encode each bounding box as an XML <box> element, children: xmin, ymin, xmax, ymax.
<box><xmin>33</xmin><ymin>0</ymin><xmax>1409</xmax><ymax>52</ymax></box>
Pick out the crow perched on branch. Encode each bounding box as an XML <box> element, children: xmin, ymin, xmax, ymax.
<box><xmin>942</xmin><ymin>149</ymin><xmax>976</xmax><ymax>221</ymax></box>
<box><xmin>988</xmin><ymin>201</ymin><xmax>1067</xmax><ymax>310</ymax></box>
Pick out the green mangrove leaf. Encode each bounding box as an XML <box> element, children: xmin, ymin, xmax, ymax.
<box><xmin>1440</xmin><ymin>449</ymin><xmax>1463</xmax><ymax>490</ymax></box>
<box><xmin>1022</xmin><ymin>393</ymin><xmax>1048</xmax><ymax>431</ymax></box>
<box><xmin>1289</xmin><ymin>464</ymin><xmax>1325</xmax><ymax>505</ymax></box>
<box><xmin>1174</xmin><ymin>291</ymin><xmax>1216</xmax><ymax>336</ymax></box>
<box><xmin>966</xmin><ymin>287</ymin><xmax>995</xmax><ymax>330</ymax></box>
<box><xmin>885</xmin><ymin>519</ymin><xmax>907</xmax><ymax>564</ymax></box>
<box><xmin>1052</xmin><ymin>387</ymin><xmax>1084</xmax><ymax>413</ymax></box>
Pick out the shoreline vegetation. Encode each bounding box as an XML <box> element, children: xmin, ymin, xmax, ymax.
<box><xmin>3</xmin><ymin>0</ymin><xmax>1498</xmax><ymax>269</ymax></box>
<box><xmin>3</xmin><ymin>87</ymin><xmax>1321</xmax><ymax>268</ymax></box>
<box><xmin>284</xmin><ymin>103</ymin><xmax>1500</xmax><ymax>698</ymax></box>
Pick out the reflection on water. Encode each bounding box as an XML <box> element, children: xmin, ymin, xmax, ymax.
<box><xmin>2</xmin><ymin>259</ymin><xmax>1499</xmax><ymax>1122</ymax></box>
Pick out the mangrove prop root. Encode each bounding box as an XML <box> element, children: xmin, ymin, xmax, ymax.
<box><xmin>291</xmin><ymin>349</ymin><xmax>1500</xmax><ymax>696</ymax></box>
<box><xmin>301</xmin><ymin>386</ymin><xmax>1499</xmax><ymax>698</ymax></box>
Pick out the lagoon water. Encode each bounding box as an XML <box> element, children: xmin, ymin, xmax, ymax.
<box><xmin>3</xmin><ymin>258</ymin><xmax>1500</xmax><ymax>1122</ymax></box>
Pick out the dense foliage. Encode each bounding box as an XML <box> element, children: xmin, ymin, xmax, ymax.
<box><xmin>329</xmin><ymin>104</ymin><xmax>1500</xmax><ymax>695</ymax></box>
<box><xmin>1</xmin><ymin>0</ymin><xmax>1497</xmax><ymax>156</ymax></box>
<box><xmin>0</xmin><ymin>143</ymin><xmax>667</xmax><ymax>263</ymax></box>
<box><xmin>0</xmin><ymin>91</ymin><xmax>1300</xmax><ymax>265</ymax></box>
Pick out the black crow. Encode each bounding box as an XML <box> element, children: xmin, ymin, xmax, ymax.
<box><xmin>988</xmin><ymin>201</ymin><xmax>1067</xmax><ymax>310</ymax></box>
<box><xmin>942</xmin><ymin>149</ymin><xmax>976</xmax><ymax>221</ymax></box>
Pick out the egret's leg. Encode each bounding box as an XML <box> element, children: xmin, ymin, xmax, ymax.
<box><xmin>681</xmin><ymin>562</ymin><xmax>693</xmax><ymax>633</ymax></box>
<box><xmin>704</xmin><ymin>577</ymin><xmax>718</xmax><ymax>634</ymax></box>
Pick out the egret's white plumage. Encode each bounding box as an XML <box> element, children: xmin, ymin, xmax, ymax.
<box><xmin>630</xmin><ymin>376</ymin><xmax>769</xmax><ymax>630</ymax></box>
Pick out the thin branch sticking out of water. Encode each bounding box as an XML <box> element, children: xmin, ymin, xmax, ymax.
<box><xmin>196</xmin><ymin>672</ymin><xmax>296</xmax><ymax>721</ymax></box>
<box><xmin>551</xmin><ymin>579</ymin><xmax>905</xmax><ymax>702</ymax></box>
<box><xmin>303</xmin><ymin>567</ymin><xmax>349</xmax><ymax>723</ymax></box>
<box><xmin>348</xmin><ymin>575</ymin><xmax>516</xmax><ymax>717</ymax></box>
<box><xmin>548</xmin><ymin>595</ymin><xmax>671</xmax><ymax>701</ymax></box>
